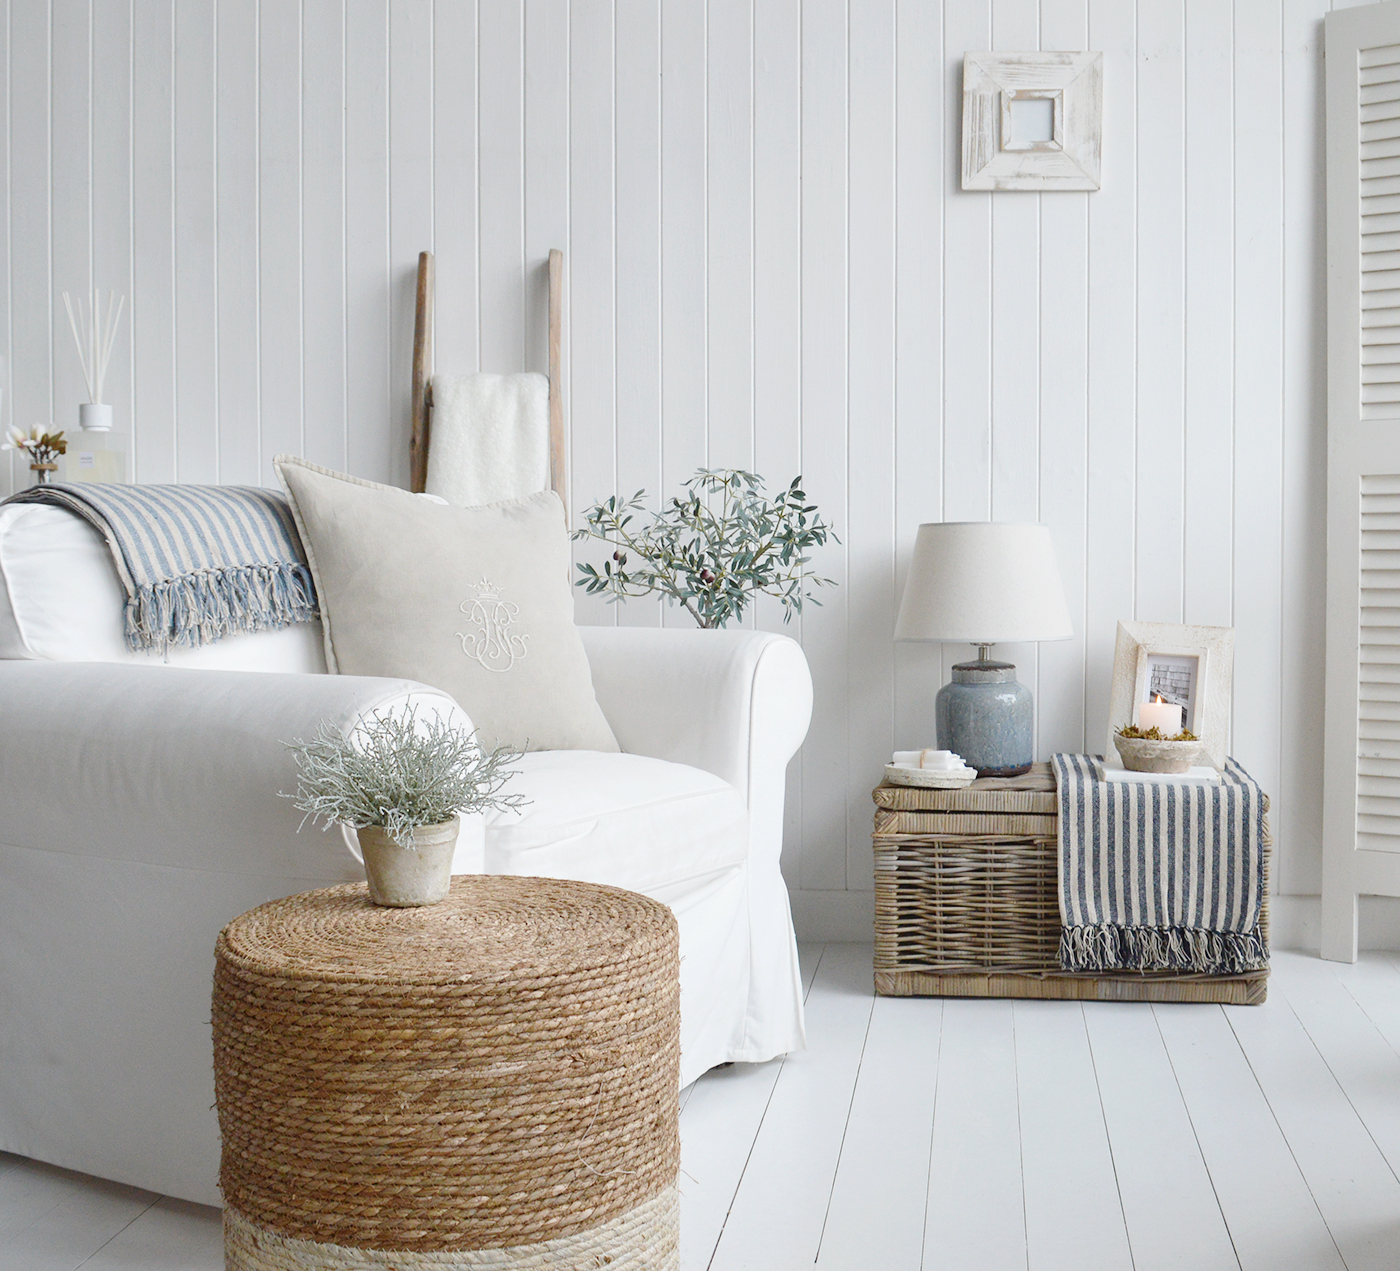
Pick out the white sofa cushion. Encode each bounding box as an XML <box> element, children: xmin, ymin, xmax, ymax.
<box><xmin>484</xmin><ymin>750</ymin><xmax>749</xmax><ymax>892</ymax></box>
<box><xmin>0</xmin><ymin>503</ymin><xmax>326</xmax><ymax>672</ymax></box>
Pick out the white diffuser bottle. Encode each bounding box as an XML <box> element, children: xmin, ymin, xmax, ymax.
<box><xmin>62</xmin><ymin>403</ymin><xmax>128</xmax><ymax>484</ymax></box>
<box><xmin>60</xmin><ymin>288</ymin><xmax>127</xmax><ymax>484</ymax></box>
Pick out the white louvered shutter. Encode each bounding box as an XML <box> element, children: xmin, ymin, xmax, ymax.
<box><xmin>1324</xmin><ymin>3</ymin><xmax>1400</xmax><ymax>961</ymax></box>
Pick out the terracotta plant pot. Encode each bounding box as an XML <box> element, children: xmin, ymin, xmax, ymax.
<box><xmin>356</xmin><ymin>818</ymin><xmax>459</xmax><ymax>907</ymax></box>
<box><xmin>1112</xmin><ymin>733</ymin><xmax>1205</xmax><ymax>775</ymax></box>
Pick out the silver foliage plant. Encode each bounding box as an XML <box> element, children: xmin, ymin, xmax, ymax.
<box><xmin>284</xmin><ymin>709</ymin><xmax>525</xmax><ymax>850</ymax></box>
<box><xmin>572</xmin><ymin>468</ymin><xmax>836</xmax><ymax>630</ymax></box>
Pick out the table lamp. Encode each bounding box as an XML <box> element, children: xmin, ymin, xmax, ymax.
<box><xmin>895</xmin><ymin>522</ymin><xmax>1073</xmax><ymax>776</ymax></box>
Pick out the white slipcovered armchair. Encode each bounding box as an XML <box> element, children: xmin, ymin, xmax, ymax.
<box><xmin>0</xmin><ymin>502</ymin><xmax>811</xmax><ymax>1207</ymax></box>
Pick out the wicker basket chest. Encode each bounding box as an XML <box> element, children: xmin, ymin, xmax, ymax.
<box><xmin>872</xmin><ymin>763</ymin><xmax>1270</xmax><ymax>1004</ymax></box>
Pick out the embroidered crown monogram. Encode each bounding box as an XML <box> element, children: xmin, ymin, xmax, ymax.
<box><xmin>457</xmin><ymin>577</ymin><xmax>528</xmax><ymax>672</ymax></box>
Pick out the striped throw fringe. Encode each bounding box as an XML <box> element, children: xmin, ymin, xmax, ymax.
<box><xmin>1059</xmin><ymin>923</ymin><xmax>1270</xmax><ymax>975</ymax></box>
<box><xmin>126</xmin><ymin>561</ymin><xmax>318</xmax><ymax>651</ymax></box>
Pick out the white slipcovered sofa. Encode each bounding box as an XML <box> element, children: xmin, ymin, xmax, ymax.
<box><xmin>0</xmin><ymin>501</ymin><xmax>811</xmax><ymax>1207</ymax></box>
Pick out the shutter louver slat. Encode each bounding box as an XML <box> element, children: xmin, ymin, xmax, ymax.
<box><xmin>1361</xmin><ymin>110</ymin><xmax>1400</xmax><ymax>418</ymax></box>
<box><xmin>1357</xmin><ymin>481</ymin><xmax>1400</xmax><ymax>851</ymax></box>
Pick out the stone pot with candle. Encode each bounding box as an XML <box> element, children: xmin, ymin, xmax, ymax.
<box><xmin>1112</xmin><ymin>728</ymin><xmax>1204</xmax><ymax>774</ymax></box>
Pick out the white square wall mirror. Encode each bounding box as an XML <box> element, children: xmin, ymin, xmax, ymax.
<box><xmin>962</xmin><ymin>51</ymin><xmax>1103</xmax><ymax>191</ymax></box>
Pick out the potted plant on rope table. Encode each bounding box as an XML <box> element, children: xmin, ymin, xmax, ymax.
<box><xmin>284</xmin><ymin>709</ymin><xmax>524</xmax><ymax>907</ymax></box>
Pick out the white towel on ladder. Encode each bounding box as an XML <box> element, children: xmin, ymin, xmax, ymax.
<box><xmin>424</xmin><ymin>371</ymin><xmax>550</xmax><ymax>507</ymax></box>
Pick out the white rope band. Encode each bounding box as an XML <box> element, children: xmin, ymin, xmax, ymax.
<box><xmin>224</xmin><ymin>1186</ymin><xmax>679</xmax><ymax>1271</ymax></box>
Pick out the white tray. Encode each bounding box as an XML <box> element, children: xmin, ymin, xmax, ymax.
<box><xmin>884</xmin><ymin>762</ymin><xmax>978</xmax><ymax>789</ymax></box>
<box><xmin>1095</xmin><ymin>758</ymin><xmax>1220</xmax><ymax>785</ymax></box>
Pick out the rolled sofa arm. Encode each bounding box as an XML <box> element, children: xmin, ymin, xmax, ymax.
<box><xmin>579</xmin><ymin>626</ymin><xmax>813</xmax><ymax>856</ymax></box>
<box><xmin>0</xmin><ymin>661</ymin><xmax>472</xmax><ymax>879</ymax></box>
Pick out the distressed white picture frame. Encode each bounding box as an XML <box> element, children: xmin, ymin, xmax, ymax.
<box><xmin>1107</xmin><ymin>622</ymin><xmax>1235</xmax><ymax>771</ymax></box>
<box><xmin>962</xmin><ymin>51</ymin><xmax>1103</xmax><ymax>191</ymax></box>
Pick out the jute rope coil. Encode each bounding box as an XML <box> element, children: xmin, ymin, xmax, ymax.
<box><xmin>212</xmin><ymin>875</ymin><xmax>680</xmax><ymax>1263</ymax></box>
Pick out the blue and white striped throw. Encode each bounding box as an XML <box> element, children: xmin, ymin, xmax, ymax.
<box><xmin>4</xmin><ymin>482</ymin><xmax>317</xmax><ymax>652</ymax></box>
<box><xmin>1051</xmin><ymin>753</ymin><xmax>1269</xmax><ymax>976</ymax></box>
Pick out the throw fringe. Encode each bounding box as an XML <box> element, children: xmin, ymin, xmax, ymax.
<box><xmin>125</xmin><ymin>561</ymin><xmax>318</xmax><ymax>653</ymax></box>
<box><xmin>1059</xmin><ymin>923</ymin><xmax>1270</xmax><ymax>976</ymax></box>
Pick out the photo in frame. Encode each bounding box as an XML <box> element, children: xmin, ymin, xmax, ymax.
<box><xmin>1106</xmin><ymin>622</ymin><xmax>1234</xmax><ymax>770</ymax></box>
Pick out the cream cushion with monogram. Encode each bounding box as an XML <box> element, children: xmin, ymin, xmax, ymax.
<box><xmin>274</xmin><ymin>456</ymin><xmax>618</xmax><ymax>754</ymax></box>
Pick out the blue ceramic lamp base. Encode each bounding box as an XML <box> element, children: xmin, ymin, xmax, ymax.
<box><xmin>934</xmin><ymin>658</ymin><xmax>1034</xmax><ymax>777</ymax></box>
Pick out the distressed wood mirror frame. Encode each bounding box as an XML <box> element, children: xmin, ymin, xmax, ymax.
<box><xmin>962</xmin><ymin>51</ymin><xmax>1103</xmax><ymax>191</ymax></box>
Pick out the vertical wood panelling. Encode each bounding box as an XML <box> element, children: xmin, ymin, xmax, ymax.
<box><xmin>10</xmin><ymin>0</ymin><xmax>49</xmax><ymax>470</ymax></box>
<box><xmin>301</xmin><ymin>0</ymin><xmax>346</xmax><ymax>471</ymax></box>
<box><xmin>1037</xmin><ymin>0</ymin><xmax>1090</xmax><ymax>758</ymax></box>
<box><xmin>705</xmin><ymin>0</ymin><xmax>752</xmax><ymax>470</ymax></box>
<box><xmin>215</xmin><ymin>0</ymin><xmax>259</xmax><ymax>485</ymax></box>
<box><xmin>343</xmin><ymin>0</ymin><xmax>389</xmax><ymax>481</ymax></box>
<box><xmin>173</xmin><ymin>0</ymin><xmax>217</xmax><ymax>482</ymax></box>
<box><xmin>846</xmin><ymin>0</ymin><xmax>896</xmax><ymax>890</ymax></box>
<box><xmin>478</xmin><ymin>0</ymin><xmax>523</xmax><ymax>374</ymax></box>
<box><xmin>1134</xmin><ymin>0</ymin><xmax>1185</xmax><ymax>627</ymax></box>
<box><xmin>659</xmin><ymin>0</ymin><xmax>706</xmax><ymax>510</ymax></box>
<box><xmin>1233</xmin><ymin>0</ymin><xmax>1285</xmax><ymax>871</ymax></box>
<box><xmin>432</xmin><ymin>0</ymin><xmax>478</xmax><ymax>379</ymax></box>
<box><xmin>1183</xmin><ymin>0</ymin><xmax>1235</xmax><ymax>632</ymax></box>
<box><xmin>613</xmin><ymin>0</ymin><xmax>663</xmax><ymax>629</ymax></box>
<box><xmin>387</xmin><ymin>0</ymin><xmax>430</xmax><ymax>490</ymax></box>
<box><xmin>49</xmin><ymin>0</ymin><xmax>87</xmax><ymax>435</ymax></box>
<box><xmin>799</xmin><ymin>0</ymin><xmax>849</xmax><ymax>890</ymax></box>
<box><xmin>892</xmin><ymin>0</ymin><xmax>943</xmax><ymax>755</ymax></box>
<box><xmin>1281</xmin><ymin>0</ymin><xmax>1329</xmax><ymax>896</ymax></box>
<box><xmin>567</xmin><ymin>0</ymin><xmax>614</xmax><ymax>628</ymax></box>
<box><xmin>1083</xmin><ymin>0</ymin><xmax>1136</xmax><ymax>753</ymax></box>
<box><xmin>256</xmin><ymin>0</ymin><xmax>301</xmax><ymax>480</ymax></box>
<box><xmin>1</xmin><ymin>0</ymin><xmax>1344</xmax><ymax>926</ymax></box>
<box><xmin>131</xmin><ymin>0</ymin><xmax>174</xmax><ymax>482</ymax></box>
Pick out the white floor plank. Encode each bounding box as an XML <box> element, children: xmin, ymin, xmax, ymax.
<box><xmin>1272</xmin><ymin>951</ymin><xmax>1400</xmax><ymax>1182</ymax></box>
<box><xmin>1226</xmin><ymin>983</ymin><xmax>1400</xmax><ymax>1271</ymax></box>
<box><xmin>1154</xmin><ymin>1002</ymin><xmax>1346</xmax><ymax>1271</ymax></box>
<box><xmin>0</xmin><ymin>1159</ymin><xmax>156</xmax><ymax>1271</ymax></box>
<box><xmin>923</xmin><ymin>999</ymin><xmax>1027</xmax><ymax>1271</ymax></box>
<box><xmin>76</xmin><ymin>1197</ymin><xmax>221</xmax><ymax>1271</ymax></box>
<box><xmin>1321</xmin><ymin>952</ymin><xmax>1400</xmax><ymax>1063</ymax></box>
<box><xmin>679</xmin><ymin>1058</ymin><xmax>786</xmax><ymax>1271</ymax></box>
<box><xmin>799</xmin><ymin>942</ymin><xmax>827</xmax><ymax>999</ymax></box>
<box><xmin>1082</xmin><ymin>1002</ymin><xmax>1238</xmax><ymax>1271</ymax></box>
<box><xmin>707</xmin><ymin>943</ymin><xmax>876</xmax><ymax>1271</ymax></box>
<box><xmin>1015</xmin><ymin>1002</ymin><xmax>1133</xmax><ymax>1271</ymax></box>
<box><xmin>816</xmin><ymin>995</ymin><xmax>942</xmax><ymax>1270</ymax></box>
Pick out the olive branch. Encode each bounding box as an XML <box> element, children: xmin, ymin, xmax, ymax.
<box><xmin>572</xmin><ymin>469</ymin><xmax>837</xmax><ymax>630</ymax></box>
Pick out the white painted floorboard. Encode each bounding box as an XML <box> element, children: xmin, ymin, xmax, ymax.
<box><xmin>4</xmin><ymin>948</ymin><xmax>1400</xmax><ymax>1270</ymax></box>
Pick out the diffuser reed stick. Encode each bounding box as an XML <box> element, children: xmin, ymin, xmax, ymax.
<box><xmin>62</xmin><ymin>288</ymin><xmax>125</xmax><ymax>405</ymax></box>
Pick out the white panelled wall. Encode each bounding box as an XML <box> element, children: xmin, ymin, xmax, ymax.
<box><xmin>0</xmin><ymin>0</ymin><xmax>1366</xmax><ymax>940</ymax></box>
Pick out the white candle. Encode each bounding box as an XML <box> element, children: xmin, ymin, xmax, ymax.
<box><xmin>1137</xmin><ymin>695</ymin><xmax>1183</xmax><ymax>736</ymax></box>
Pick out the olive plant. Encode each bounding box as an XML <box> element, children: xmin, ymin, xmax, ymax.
<box><xmin>572</xmin><ymin>468</ymin><xmax>836</xmax><ymax>630</ymax></box>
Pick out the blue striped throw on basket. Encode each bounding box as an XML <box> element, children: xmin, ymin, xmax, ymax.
<box><xmin>1051</xmin><ymin>753</ymin><xmax>1269</xmax><ymax>976</ymax></box>
<box><xmin>4</xmin><ymin>482</ymin><xmax>317</xmax><ymax>653</ymax></box>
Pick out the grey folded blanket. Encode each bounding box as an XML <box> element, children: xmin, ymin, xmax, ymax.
<box><xmin>4</xmin><ymin>482</ymin><xmax>317</xmax><ymax>652</ymax></box>
<box><xmin>1052</xmin><ymin>753</ymin><xmax>1269</xmax><ymax>976</ymax></box>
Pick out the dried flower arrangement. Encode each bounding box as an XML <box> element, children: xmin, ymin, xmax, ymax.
<box><xmin>1116</xmin><ymin>723</ymin><xmax>1199</xmax><ymax>743</ymax></box>
<box><xmin>3</xmin><ymin>424</ymin><xmax>67</xmax><ymax>482</ymax></box>
<box><xmin>284</xmin><ymin>709</ymin><xmax>525</xmax><ymax>849</ymax></box>
<box><xmin>573</xmin><ymin>468</ymin><xmax>836</xmax><ymax>630</ymax></box>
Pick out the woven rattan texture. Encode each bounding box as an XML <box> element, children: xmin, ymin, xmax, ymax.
<box><xmin>212</xmin><ymin>875</ymin><xmax>680</xmax><ymax>1255</ymax></box>
<box><xmin>872</xmin><ymin>768</ymin><xmax>1271</xmax><ymax>1002</ymax></box>
<box><xmin>223</xmin><ymin>1187</ymin><xmax>679</xmax><ymax>1270</ymax></box>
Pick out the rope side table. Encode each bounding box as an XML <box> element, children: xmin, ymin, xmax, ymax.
<box><xmin>212</xmin><ymin>875</ymin><xmax>680</xmax><ymax>1270</ymax></box>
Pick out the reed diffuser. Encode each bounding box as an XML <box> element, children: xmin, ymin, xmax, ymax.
<box><xmin>62</xmin><ymin>287</ymin><xmax>125</xmax><ymax>433</ymax></box>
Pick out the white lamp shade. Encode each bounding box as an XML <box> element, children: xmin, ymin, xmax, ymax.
<box><xmin>895</xmin><ymin>522</ymin><xmax>1074</xmax><ymax>644</ymax></box>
